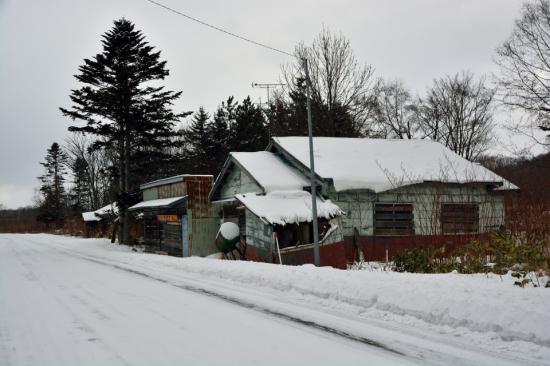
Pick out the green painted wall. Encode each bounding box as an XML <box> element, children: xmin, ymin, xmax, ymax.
<box><xmin>329</xmin><ymin>183</ymin><xmax>505</xmax><ymax>237</ymax></box>
<box><xmin>143</xmin><ymin>187</ymin><xmax>159</xmax><ymax>201</ymax></box>
<box><xmin>217</xmin><ymin>165</ymin><xmax>262</xmax><ymax>200</ymax></box>
<box><xmin>187</xmin><ymin>210</ymin><xmax>219</xmax><ymax>257</ymax></box>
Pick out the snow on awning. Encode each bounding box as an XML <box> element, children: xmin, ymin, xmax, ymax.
<box><xmin>128</xmin><ymin>196</ymin><xmax>187</xmax><ymax>211</ymax></box>
<box><xmin>235</xmin><ymin>191</ymin><xmax>343</xmax><ymax>226</ymax></box>
<box><xmin>82</xmin><ymin>203</ymin><xmax>118</xmax><ymax>222</ymax></box>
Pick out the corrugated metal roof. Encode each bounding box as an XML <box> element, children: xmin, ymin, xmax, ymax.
<box><xmin>128</xmin><ymin>196</ymin><xmax>187</xmax><ymax>211</ymax></box>
<box><xmin>140</xmin><ymin>175</ymin><xmax>213</xmax><ymax>190</ymax></box>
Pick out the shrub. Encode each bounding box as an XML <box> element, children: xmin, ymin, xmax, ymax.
<box><xmin>393</xmin><ymin>248</ymin><xmax>434</xmax><ymax>273</ymax></box>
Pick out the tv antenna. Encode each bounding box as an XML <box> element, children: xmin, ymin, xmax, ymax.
<box><xmin>251</xmin><ymin>82</ymin><xmax>285</xmax><ymax>105</ymax></box>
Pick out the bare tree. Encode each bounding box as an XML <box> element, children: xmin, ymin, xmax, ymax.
<box><xmin>282</xmin><ymin>27</ymin><xmax>380</xmax><ymax>136</ymax></box>
<box><xmin>65</xmin><ymin>133</ymin><xmax>113</xmax><ymax>210</ymax></box>
<box><xmin>415</xmin><ymin>72</ymin><xmax>495</xmax><ymax>161</ymax></box>
<box><xmin>374</xmin><ymin>80</ymin><xmax>419</xmax><ymax>139</ymax></box>
<box><xmin>495</xmin><ymin>0</ymin><xmax>550</xmax><ymax>145</ymax></box>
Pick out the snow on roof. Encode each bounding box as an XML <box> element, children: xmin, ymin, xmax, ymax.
<box><xmin>235</xmin><ymin>191</ymin><xmax>343</xmax><ymax>225</ymax></box>
<box><xmin>82</xmin><ymin>203</ymin><xmax>118</xmax><ymax>222</ymax></box>
<box><xmin>82</xmin><ymin>211</ymin><xmax>101</xmax><ymax>222</ymax></box>
<box><xmin>272</xmin><ymin>137</ymin><xmax>518</xmax><ymax>192</ymax></box>
<box><xmin>129</xmin><ymin>196</ymin><xmax>186</xmax><ymax>211</ymax></box>
<box><xmin>231</xmin><ymin>151</ymin><xmax>310</xmax><ymax>192</ymax></box>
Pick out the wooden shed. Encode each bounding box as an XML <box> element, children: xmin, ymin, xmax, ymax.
<box><xmin>129</xmin><ymin>175</ymin><xmax>219</xmax><ymax>257</ymax></box>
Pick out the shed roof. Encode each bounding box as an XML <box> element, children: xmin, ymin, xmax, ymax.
<box><xmin>271</xmin><ymin>137</ymin><xmax>518</xmax><ymax>192</ymax></box>
<box><xmin>128</xmin><ymin>196</ymin><xmax>187</xmax><ymax>211</ymax></box>
<box><xmin>235</xmin><ymin>191</ymin><xmax>343</xmax><ymax>225</ymax></box>
<box><xmin>140</xmin><ymin>174</ymin><xmax>213</xmax><ymax>190</ymax></box>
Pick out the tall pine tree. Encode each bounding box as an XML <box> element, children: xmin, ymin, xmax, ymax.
<box><xmin>183</xmin><ymin>107</ymin><xmax>211</xmax><ymax>174</ymax></box>
<box><xmin>205</xmin><ymin>97</ymin><xmax>237</xmax><ymax>174</ymax></box>
<box><xmin>69</xmin><ymin>156</ymin><xmax>91</xmax><ymax>212</ymax></box>
<box><xmin>37</xmin><ymin>143</ymin><xmax>68</xmax><ymax>226</ymax></box>
<box><xmin>230</xmin><ymin>96</ymin><xmax>268</xmax><ymax>152</ymax></box>
<box><xmin>60</xmin><ymin>18</ymin><xmax>187</xmax><ymax>243</ymax></box>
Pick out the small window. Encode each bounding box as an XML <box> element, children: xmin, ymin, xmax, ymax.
<box><xmin>440</xmin><ymin>204</ymin><xmax>479</xmax><ymax>234</ymax></box>
<box><xmin>374</xmin><ymin>203</ymin><xmax>414</xmax><ymax>236</ymax></box>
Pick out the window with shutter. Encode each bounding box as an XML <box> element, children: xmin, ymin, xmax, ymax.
<box><xmin>374</xmin><ymin>203</ymin><xmax>414</xmax><ymax>236</ymax></box>
<box><xmin>440</xmin><ymin>204</ymin><xmax>479</xmax><ymax>234</ymax></box>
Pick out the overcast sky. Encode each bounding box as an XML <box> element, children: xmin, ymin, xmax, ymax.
<box><xmin>0</xmin><ymin>0</ymin><xmax>533</xmax><ymax>208</ymax></box>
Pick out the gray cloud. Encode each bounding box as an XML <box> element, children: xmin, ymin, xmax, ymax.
<box><xmin>0</xmin><ymin>0</ymin><xmax>526</xmax><ymax>207</ymax></box>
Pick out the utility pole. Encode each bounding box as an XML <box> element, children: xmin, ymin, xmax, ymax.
<box><xmin>303</xmin><ymin>58</ymin><xmax>320</xmax><ymax>267</ymax></box>
<box><xmin>251</xmin><ymin>82</ymin><xmax>285</xmax><ymax>106</ymax></box>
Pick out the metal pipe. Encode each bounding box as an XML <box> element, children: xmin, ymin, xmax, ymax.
<box><xmin>303</xmin><ymin>58</ymin><xmax>320</xmax><ymax>267</ymax></box>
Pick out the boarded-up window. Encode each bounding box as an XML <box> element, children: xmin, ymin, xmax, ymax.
<box><xmin>440</xmin><ymin>204</ymin><xmax>479</xmax><ymax>234</ymax></box>
<box><xmin>374</xmin><ymin>203</ymin><xmax>414</xmax><ymax>236</ymax></box>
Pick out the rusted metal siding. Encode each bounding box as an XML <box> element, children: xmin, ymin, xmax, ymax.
<box><xmin>246</xmin><ymin>240</ymin><xmax>348</xmax><ymax>269</ymax></box>
<box><xmin>353</xmin><ymin>233</ymin><xmax>490</xmax><ymax>262</ymax></box>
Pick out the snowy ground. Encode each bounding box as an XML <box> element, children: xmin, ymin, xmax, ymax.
<box><xmin>1</xmin><ymin>234</ymin><xmax>549</xmax><ymax>366</ymax></box>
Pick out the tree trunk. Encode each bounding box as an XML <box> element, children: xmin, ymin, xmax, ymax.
<box><xmin>118</xmin><ymin>137</ymin><xmax>125</xmax><ymax>244</ymax></box>
<box><xmin>122</xmin><ymin>126</ymin><xmax>130</xmax><ymax>244</ymax></box>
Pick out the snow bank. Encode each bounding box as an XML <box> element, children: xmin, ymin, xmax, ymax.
<box><xmin>273</xmin><ymin>137</ymin><xmax>518</xmax><ymax>192</ymax></box>
<box><xmin>35</xmin><ymin>235</ymin><xmax>550</xmax><ymax>348</ymax></box>
<box><xmin>155</xmin><ymin>259</ymin><xmax>550</xmax><ymax>347</ymax></box>
<box><xmin>235</xmin><ymin>191</ymin><xmax>343</xmax><ymax>225</ymax></box>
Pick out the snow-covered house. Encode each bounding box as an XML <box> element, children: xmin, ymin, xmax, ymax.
<box><xmin>129</xmin><ymin>175</ymin><xmax>219</xmax><ymax>257</ymax></box>
<box><xmin>209</xmin><ymin>137</ymin><xmax>517</xmax><ymax>268</ymax></box>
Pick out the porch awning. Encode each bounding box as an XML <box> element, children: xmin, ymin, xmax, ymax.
<box><xmin>235</xmin><ymin>191</ymin><xmax>343</xmax><ymax>225</ymax></box>
<box><xmin>128</xmin><ymin>196</ymin><xmax>187</xmax><ymax>211</ymax></box>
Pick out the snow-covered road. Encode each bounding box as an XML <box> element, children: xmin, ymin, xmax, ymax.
<box><xmin>0</xmin><ymin>235</ymin><xmax>410</xmax><ymax>365</ymax></box>
<box><xmin>1</xmin><ymin>234</ymin><xmax>548</xmax><ymax>366</ymax></box>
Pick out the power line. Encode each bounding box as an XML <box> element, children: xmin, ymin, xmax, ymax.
<box><xmin>144</xmin><ymin>0</ymin><xmax>295</xmax><ymax>57</ymax></box>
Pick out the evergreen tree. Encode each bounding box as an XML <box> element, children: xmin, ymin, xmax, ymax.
<box><xmin>60</xmin><ymin>18</ymin><xmax>187</xmax><ymax>243</ymax></box>
<box><xmin>37</xmin><ymin>142</ymin><xmax>68</xmax><ymax>225</ymax></box>
<box><xmin>230</xmin><ymin>96</ymin><xmax>268</xmax><ymax>152</ymax></box>
<box><xmin>183</xmin><ymin>107</ymin><xmax>211</xmax><ymax>174</ymax></box>
<box><xmin>69</xmin><ymin>156</ymin><xmax>91</xmax><ymax>212</ymax></box>
<box><xmin>267</xmin><ymin>79</ymin><xmax>359</xmax><ymax>138</ymax></box>
<box><xmin>205</xmin><ymin>97</ymin><xmax>237</xmax><ymax>174</ymax></box>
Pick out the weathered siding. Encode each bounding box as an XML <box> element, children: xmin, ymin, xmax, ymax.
<box><xmin>185</xmin><ymin>176</ymin><xmax>218</xmax><ymax>257</ymax></box>
<box><xmin>217</xmin><ymin>165</ymin><xmax>262</xmax><ymax>200</ymax></box>
<box><xmin>158</xmin><ymin>182</ymin><xmax>186</xmax><ymax>199</ymax></box>
<box><xmin>329</xmin><ymin>183</ymin><xmax>505</xmax><ymax>237</ymax></box>
<box><xmin>245</xmin><ymin>209</ymin><xmax>273</xmax><ymax>261</ymax></box>
<box><xmin>143</xmin><ymin>187</ymin><xmax>158</xmax><ymax>201</ymax></box>
<box><xmin>187</xmin><ymin>211</ymin><xmax>218</xmax><ymax>257</ymax></box>
<box><xmin>331</xmin><ymin>191</ymin><xmax>375</xmax><ymax>237</ymax></box>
